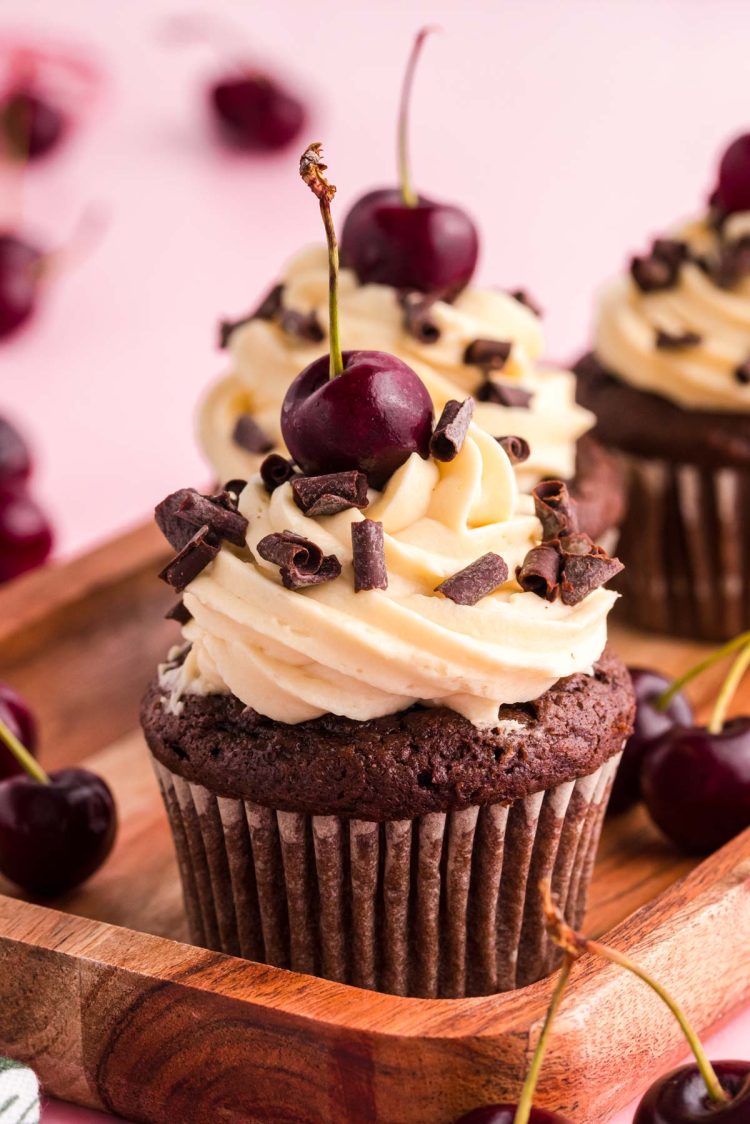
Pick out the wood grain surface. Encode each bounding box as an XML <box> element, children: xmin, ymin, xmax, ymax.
<box><xmin>0</xmin><ymin>525</ymin><xmax>748</xmax><ymax>1123</ymax></box>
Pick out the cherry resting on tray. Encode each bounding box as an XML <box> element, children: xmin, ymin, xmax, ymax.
<box><xmin>0</xmin><ymin>684</ymin><xmax>38</xmax><ymax>778</ymax></box>
<box><xmin>340</xmin><ymin>29</ymin><xmax>478</xmax><ymax>294</ymax></box>
<box><xmin>0</xmin><ymin>716</ymin><xmax>116</xmax><ymax>895</ymax></box>
<box><xmin>0</xmin><ymin>233</ymin><xmax>43</xmax><ymax>340</ymax></box>
<box><xmin>712</xmin><ymin>133</ymin><xmax>750</xmax><ymax>216</ymax></box>
<box><xmin>608</xmin><ymin>668</ymin><xmax>693</xmax><ymax>814</ymax></box>
<box><xmin>211</xmin><ymin>72</ymin><xmax>305</xmax><ymax>152</ymax></box>
<box><xmin>0</xmin><ymin>87</ymin><xmax>66</xmax><ymax>160</ymax></box>
<box><xmin>282</xmin><ymin>143</ymin><xmax>433</xmax><ymax>488</ymax></box>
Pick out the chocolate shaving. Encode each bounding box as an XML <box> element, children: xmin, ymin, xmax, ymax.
<box><xmin>256</xmin><ymin>530</ymin><xmax>341</xmax><ymax>590</ymax></box>
<box><xmin>735</xmin><ymin>359</ymin><xmax>750</xmax><ymax>385</ymax></box>
<box><xmin>630</xmin><ymin>237</ymin><xmax>689</xmax><ymax>293</ymax></box>
<box><xmin>291</xmin><ymin>470</ymin><xmax>369</xmax><ymax>517</ymax></box>
<box><xmin>165</xmin><ymin>600</ymin><xmax>192</xmax><ymax>625</ymax></box>
<box><xmin>156</xmin><ymin>489</ymin><xmax>201</xmax><ymax>551</ymax></box>
<box><xmin>651</xmin><ymin>239</ymin><xmax>690</xmax><ymax>269</ymax></box>
<box><xmin>400</xmin><ymin>291</ymin><xmax>441</xmax><ymax>343</ymax></box>
<box><xmin>232</xmin><ymin>413</ymin><xmax>274</xmax><ymax>455</ymax></box>
<box><xmin>435</xmin><ymin>552</ymin><xmax>509</xmax><ymax>605</ymax></box>
<box><xmin>279</xmin><ymin>308</ymin><xmax>324</xmax><ymax>342</ymax></box>
<box><xmin>655</xmin><ymin>328</ymin><xmax>702</xmax><ymax>350</ymax></box>
<box><xmin>159</xmin><ymin>526</ymin><xmax>219</xmax><ymax>592</ymax></box>
<box><xmin>260</xmin><ymin>454</ymin><xmax>296</xmax><ymax>493</ymax></box>
<box><xmin>219</xmin><ymin>283</ymin><xmax>284</xmax><ymax>348</ymax></box>
<box><xmin>557</xmin><ymin>533</ymin><xmax>624</xmax><ymax>606</ymax></box>
<box><xmin>532</xmin><ymin>480</ymin><xmax>579</xmax><ymax>541</ymax></box>
<box><xmin>516</xmin><ymin>544</ymin><xmax>562</xmax><ymax>601</ymax></box>
<box><xmin>430</xmin><ymin>399</ymin><xmax>474</xmax><ymax>461</ymax></box>
<box><xmin>176</xmin><ymin>489</ymin><xmax>248</xmax><ymax>548</ymax></box>
<box><xmin>496</xmin><ymin>435</ymin><xmax>530</xmax><ymax>464</ymax></box>
<box><xmin>510</xmin><ymin>289</ymin><xmax>543</xmax><ymax>318</ymax></box>
<box><xmin>475</xmin><ymin>380</ymin><xmax>533</xmax><ymax>408</ymax></box>
<box><xmin>223</xmin><ymin>479</ymin><xmax>247</xmax><ymax>500</ymax></box>
<box><xmin>463</xmin><ymin>338</ymin><xmax>512</xmax><ymax>371</ymax></box>
<box><xmin>351</xmin><ymin>520</ymin><xmax>388</xmax><ymax>592</ymax></box>
<box><xmin>708</xmin><ymin>236</ymin><xmax>750</xmax><ymax>289</ymax></box>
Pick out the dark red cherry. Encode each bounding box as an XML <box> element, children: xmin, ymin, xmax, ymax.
<box><xmin>0</xmin><ymin>416</ymin><xmax>32</xmax><ymax>486</ymax></box>
<box><xmin>281</xmin><ymin>349</ymin><xmax>433</xmax><ymax>489</ymax></box>
<box><xmin>0</xmin><ymin>485</ymin><xmax>54</xmax><ymax>582</ymax></box>
<box><xmin>641</xmin><ymin>717</ymin><xmax>750</xmax><ymax>854</ymax></box>
<box><xmin>210</xmin><ymin>73</ymin><xmax>305</xmax><ymax>152</ymax></box>
<box><xmin>634</xmin><ymin>1061</ymin><xmax>750</xmax><ymax>1123</ymax></box>
<box><xmin>0</xmin><ymin>88</ymin><xmax>66</xmax><ymax>160</ymax></box>
<box><xmin>0</xmin><ymin>233</ymin><xmax>43</xmax><ymax>340</ymax></box>
<box><xmin>340</xmin><ymin>187</ymin><xmax>479</xmax><ymax>295</ymax></box>
<box><xmin>453</xmin><ymin>1104</ymin><xmax>572</xmax><ymax>1123</ymax></box>
<box><xmin>0</xmin><ymin>766</ymin><xmax>117</xmax><ymax>895</ymax></box>
<box><xmin>713</xmin><ymin>134</ymin><xmax>750</xmax><ymax>217</ymax></box>
<box><xmin>0</xmin><ymin>684</ymin><xmax>38</xmax><ymax>778</ymax></box>
<box><xmin>608</xmin><ymin>668</ymin><xmax>693</xmax><ymax>815</ymax></box>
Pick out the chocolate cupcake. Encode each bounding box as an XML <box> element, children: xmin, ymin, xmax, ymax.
<box><xmin>201</xmin><ymin>247</ymin><xmax>623</xmax><ymax>543</ymax></box>
<box><xmin>143</xmin><ymin>420</ymin><xmax>631</xmax><ymax>997</ymax></box>
<box><xmin>577</xmin><ymin>157</ymin><xmax>750</xmax><ymax>639</ymax></box>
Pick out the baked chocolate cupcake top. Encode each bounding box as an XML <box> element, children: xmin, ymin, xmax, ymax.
<box><xmin>594</xmin><ymin>216</ymin><xmax>750</xmax><ymax>414</ymax></box>
<box><xmin>199</xmin><ymin>245</ymin><xmax>594</xmax><ymax>491</ymax></box>
<box><xmin>157</xmin><ymin>419</ymin><xmax>622</xmax><ymax>730</ymax></box>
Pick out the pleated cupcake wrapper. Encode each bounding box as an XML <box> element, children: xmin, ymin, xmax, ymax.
<box><xmin>616</xmin><ymin>456</ymin><xmax>750</xmax><ymax>641</ymax></box>
<box><xmin>153</xmin><ymin>753</ymin><xmax>620</xmax><ymax>998</ymax></box>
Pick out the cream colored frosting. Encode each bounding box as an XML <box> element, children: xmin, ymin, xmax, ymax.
<box><xmin>199</xmin><ymin>245</ymin><xmax>594</xmax><ymax>490</ymax></box>
<box><xmin>162</xmin><ymin>424</ymin><xmax>616</xmax><ymax>729</ymax></box>
<box><xmin>595</xmin><ymin>212</ymin><xmax>750</xmax><ymax>412</ymax></box>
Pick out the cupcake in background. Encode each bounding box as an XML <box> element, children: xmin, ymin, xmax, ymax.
<box><xmin>143</xmin><ymin>145</ymin><xmax>633</xmax><ymax>999</ymax></box>
<box><xmin>577</xmin><ymin>132</ymin><xmax>750</xmax><ymax>640</ymax></box>
<box><xmin>199</xmin><ymin>30</ymin><xmax>624</xmax><ymax>544</ymax></box>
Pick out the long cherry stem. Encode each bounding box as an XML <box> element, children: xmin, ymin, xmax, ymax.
<box><xmin>708</xmin><ymin>639</ymin><xmax>750</xmax><ymax>734</ymax></box>
<box><xmin>397</xmin><ymin>27</ymin><xmax>436</xmax><ymax>208</ymax></box>
<box><xmin>513</xmin><ymin>955</ymin><xmax>574</xmax><ymax>1124</ymax></box>
<box><xmin>656</xmin><ymin>630</ymin><xmax>750</xmax><ymax>712</ymax></box>
<box><xmin>0</xmin><ymin>716</ymin><xmax>49</xmax><ymax>785</ymax></box>
<box><xmin>299</xmin><ymin>143</ymin><xmax>343</xmax><ymax>378</ymax></box>
<box><xmin>541</xmin><ymin>884</ymin><xmax>728</xmax><ymax>1106</ymax></box>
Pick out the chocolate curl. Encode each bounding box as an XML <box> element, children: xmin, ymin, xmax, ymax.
<box><xmin>655</xmin><ymin>328</ymin><xmax>702</xmax><ymax>350</ymax></box>
<box><xmin>710</xmin><ymin>237</ymin><xmax>750</xmax><ymax>289</ymax></box>
<box><xmin>223</xmin><ymin>479</ymin><xmax>248</xmax><ymax>501</ymax></box>
<box><xmin>156</xmin><ymin>488</ymin><xmax>202</xmax><ymax>551</ymax></box>
<box><xmin>510</xmin><ymin>289</ymin><xmax>543</xmax><ymax>318</ymax></box>
<box><xmin>435</xmin><ymin>552</ymin><xmax>509</xmax><ymax>605</ymax></box>
<box><xmin>260</xmin><ymin>454</ymin><xmax>297</xmax><ymax>493</ymax></box>
<box><xmin>176</xmin><ymin>490</ymin><xmax>248</xmax><ymax>548</ymax></box>
<box><xmin>515</xmin><ymin>544</ymin><xmax>562</xmax><ymax>601</ymax></box>
<box><xmin>279</xmin><ymin>308</ymin><xmax>325</xmax><ymax>342</ymax></box>
<box><xmin>558</xmin><ymin>533</ymin><xmax>624</xmax><ymax>607</ymax></box>
<box><xmin>351</xmin><ymin>520</ymin><xmax>388</xmax><ymax>592</ymax></box>
<box><xmin>218</xmin><ymin>283</ymin><xmax>284</xmax><ymax>348</ymax></box>
<box><xmin>232</xmin><ymin>414</ymin><xmax>274</xmax><ymax>455</ymax></box>
<box><xmin>256</xmin><ymin>530</ymin><xmax>341</xmax><ymax>590</ymax></box>
<box><xmin>630</xmin><ymin>238</ymin><xmax>689</xmax><ymax>294</ymax></box>
<box><xmin>400</xmin><ymin>291</ymin><xmax>441</xmax><ymax>343</ymax></box>
<box><xmin>165</xmin><ymin>600</ymin><xmax>192</xmax><ymax>624</ymax></box>
<box><xmin>292</xmin><ymin>470</ymin><xmax>369</xmax><ymax>517</ymax></box>
<box><xmin>532</xmin><ymin>480</ymin><xmax>579</xmax><ymax>541</ymax></box>
<box><xmin>496</xmin><ymin>435</ymin><xmax>530</xmax><ymax>465</ymax></box>
<box><xmin>475</xmin><ymin>380</ymin><xmax>533</xmax><ymax>408</ymax></box>
<box><xmin>430</xmin><ymin>399</ymin><xmax>474</xmax><ymax>462</ymax></box>
<box><xmin>159</xmin><ymin>526</ymin><xmax>219</xmax><ymax>592</ymax></box>
<box><xmin>463</xmin><ymin>338</ymin><xmax>512</xmax><ymax>372</ymax></box>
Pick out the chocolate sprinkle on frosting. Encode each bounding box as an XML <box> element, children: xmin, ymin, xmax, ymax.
<box><xmin>176</xmin><ymin>489</ymin><xmax>248</xmax><ymax>548</ymax></box>
<box><xmin>280</xmin><ymin>308</ymin><xmax>325</xmax><ymax>343</ymax></box>
<box><xmin>400</xmin><ymin>291</ymin><xmax>441</xmax><ymax>343</ymax></box>
<box><xmin>708</xmin><ymin>236</ymin><xmax>750</xmax><ymax>289</ymax></box>
<box><xmin>232</xmin><ymin>414</ymin><xmax>274</xmax><ymax>455</ymax></box>
<box><xmin>630</xmin><ymin>238</ymin><xmax>687</xmax><ymax>293</ymax></box>
<box><xmin>516</xmin><ymin>544</ymin><xmax>562</xmax><ymax>601</ymax></box>
<box><xmin>475</xmin><ymin>381</ymin><xmax>533</xmax><ymax>408</ymax></box>
<box><xmin>351</xmin><ymin>520</ymin><xmax>388</xmax><ymax>592</ymax></box>
<box><xmin>655</xmin><ymin>328</ymin><xmax>702</xmax><ymax>350</ymax></box>
<box><xmin>430</xmin><ymin>398</ymin><xmax>474</xmax><ymax>462</ymax></box>
<box><xmin>292</xmin><ymin>470</ymin><xmax>369</xmax><ymax>517</ymax></box>
<box><xmin>533</xmin><ymin>480</ymin><xmax>579</xmax><ymax>541</ymax></box>
<box><xmin>156</xmin><ymin>489</ymin><xmax>203</xmax><ymax>551</ymax></box>
<box><xmin>496</xmin><ymin>435</ymin><xmax>530</xmax><ymax>464</ymax></box>
<box><xmin>463</xmin><ymin>338</ymin><xmax>512</xmax><ymax>371</ymax></box>
<box><xmin>510</xmin><ymin>289</ymin><xmax>543</xmax><ymax>318</ymax></box>
<box><xmin>159</xmin><ymin>526</ymin><xmax>220</xmax><ymax>592</ymax></box>
<box><xmin>219</xmin><ymin>283</ymin><xmax>284</xmax><ymax>348</ymax></box>
<box><xmin>257</xmin><ymin>530</ymin><xmax>341</xmax><ymax>590</ymax></box>
<box><xmin>435</xmin><ymin>552</ymin><xmax>509</xmax><ymax>605</ymax></box>
<box><xmin>223</xmin><ymin>479</ymin><xmax>248</xmax><ymax>500</ymax></box>
<box><xmin>165</xmin><ymin>600</ymin><xmax>192</xmax><ymax>625</ymax></box>
<box><xmin>260</xmin><ymin>454</ymin><xmax>297</xmax><ymax>493</ymax></box>
<box><xmin>557</xmin><ymin>533</ymin><xmax>624</xmax><ymax>606</ymax></box>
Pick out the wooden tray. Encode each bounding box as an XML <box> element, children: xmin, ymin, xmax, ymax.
<box><xmin>0</xmin><ymin>524</ymin><xmax>748</xmax><ymax>1124</ymax></box>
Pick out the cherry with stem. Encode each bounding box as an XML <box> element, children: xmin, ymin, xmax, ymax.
<box><xmin>397</xmin><ymin>27</ymin><xmax>436</xmax><ymax>208</ymax></box>
<box><xmin>299</xmin><ymin>144</ymin><xmax>343</xmax><ymax>379</ymax></box>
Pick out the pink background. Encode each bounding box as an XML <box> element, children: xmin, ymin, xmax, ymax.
<box><xmin>0</xmin><ymin>0</ymin><xmax>748</xmax><ymax>1120</ymax></box>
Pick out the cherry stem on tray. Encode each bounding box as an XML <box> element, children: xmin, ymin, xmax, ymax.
<box><xmin>299</xmin><ymin>142</ymin><xmax>343</xmax><ymax>379</ymax></box>
<box><xmin>397</xmin><ymin>27</ymin><xmax>436</xmax><ymax>208</ymax></box>
<box><xmin>540</xmin><ymin>883</ymin><xmax>729</xmax><ymax>1106</ymax></box>
<box><xmin>0</xmin><ymin>715</ymin><xmax>49</xmax><ymax>785</ymax></box>
<box><xmin>513</xmin><ymin>952</ymin><xmax>574</xmax><ymax>1124</ymax></box>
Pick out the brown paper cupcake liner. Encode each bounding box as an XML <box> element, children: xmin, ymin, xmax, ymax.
<box><xmin>153</xmin><ymin>753</ymin><xmax>620</xmax><ymax>998</ymax></box>
<box><xmin>616</xmin><ymin>455</ymin><xmax>750</xmax><ymax>641</ymax></box>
